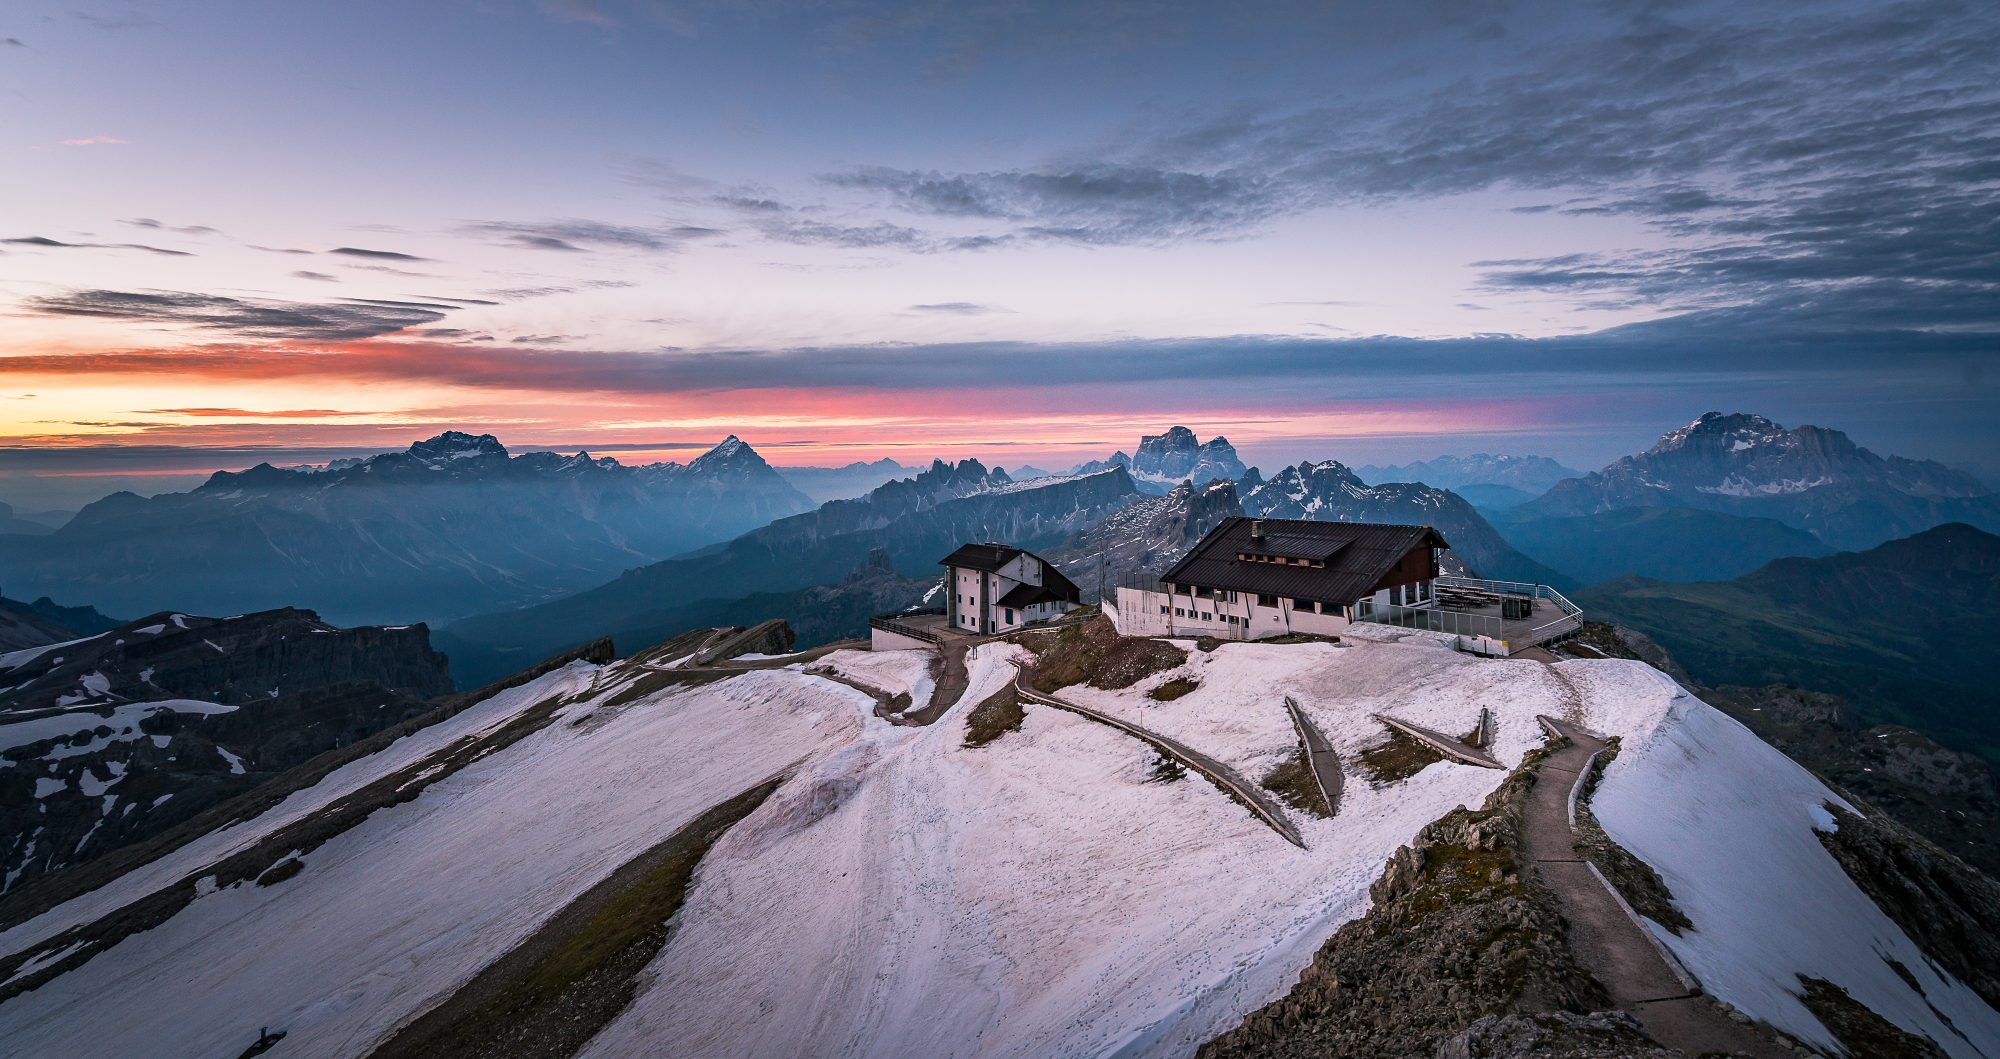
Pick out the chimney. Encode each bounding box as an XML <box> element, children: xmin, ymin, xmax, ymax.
<box><xmin>1250</xmin><ymin>519</ymin><xmax>1264</xmax><ymax>542</ymax></box>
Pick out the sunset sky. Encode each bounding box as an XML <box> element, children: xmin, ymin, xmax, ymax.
<box><xmin>3</xmin><ymin>0</ymin><xmax>1996</xmax><ymax>504</ymax></box>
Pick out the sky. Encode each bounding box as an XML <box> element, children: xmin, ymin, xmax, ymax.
<box><xmin>1</xmin><ymin>0</ymin><xmax>1996</xmax><ymax>506</ymax></box>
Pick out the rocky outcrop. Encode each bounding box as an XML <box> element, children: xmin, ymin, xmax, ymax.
<box><xmin>0</xmin><ymin>608</ymin><xmax>454</xmax><ymax>893</ymax></box>
<box><xmin>1131</xmin><ymin>426</ymin><xmax>1247</xmax><ymax>486</ymax></box>
<box><xmin>1814</xmin><ymin>803</ymin><xmax>2000</xmax><ymax>1012</ymax></box>
<box><xmin>1200</xmin><ymin>755</ymin><xmax>1628</xmax><ymax>1059</ymax></box>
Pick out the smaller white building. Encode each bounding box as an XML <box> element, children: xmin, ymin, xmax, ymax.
<box><xmin>940</xmin><ymin>542</ymin><xmax>1082</xmax><ymax>635</ymax></box>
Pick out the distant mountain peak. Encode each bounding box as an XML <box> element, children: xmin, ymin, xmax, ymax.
<box><xmin>1083</xmin><ymin>427</ymin><xmax>1245</xmax><ymax>489</ymax></box>
<box><xmin>1651</xmin><ymin>411</ymin><xmax>1796</xmax><ymax>455</ymax></box>
<box><xmin>688</xmin><ymin>435</ymin><xmax>762</xmax><ymax>469</ymax></box>
<box><xmin>409</xmin><ymin>430</ymin><xmax>508</xmax><ymax>462</ymax></box>
<box><xmin>1525</xmin><ymin>412</ymin><xmax>1998</xmax><ymax>549</ymax></box>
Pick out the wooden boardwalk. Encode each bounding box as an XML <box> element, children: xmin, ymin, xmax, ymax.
<box><xmin>1373</xmin><ymin>713</ymin><xmax>1504</xmax><ymax>769</ymax></box>
<box><xmin>1283</xmin><ymin>697</ymin><xmax>1343</xmax><ymax>818</ymax></box>
<box><xmin>1014</xmin><ymin>679</ymin><xmax>1304</xmax><ymax>847</ymax></box>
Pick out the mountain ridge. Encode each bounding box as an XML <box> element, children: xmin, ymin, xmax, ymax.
<box><xmin>0</xmin><ymin>432</ymin><xmax>815</xmax><ymax>625</ymax></box>
<box><xmin>1523</xmin><ymin>413</ymin><xmax>2000</xmax><ymax>549</ymax></box>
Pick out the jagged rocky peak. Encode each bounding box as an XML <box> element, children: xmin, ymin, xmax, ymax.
<box><xmin>1073</xmin><ymin>428</ymin><xmax>1245</xmax><ymax>489</ymax></box>
<box><xmin>1650</xmin><ymin>412</ymin><xmax>1798</xmax><ymax>455</ymax></box>
<box><xmin>408</xmin><ymin>430</ymin><xmax>509</xmax><ymax>463</ymax></box>
<box><xmin>684</xmin><ymin>435</ymin><xmax>782</xmax><ymax>478</ymax></box>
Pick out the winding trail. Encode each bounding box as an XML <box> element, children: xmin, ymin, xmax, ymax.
<box><xmin>1527</xmin><ymin>712</ymin><xmax>1792</xmax><ymax>1058</ymax></box>
<box><xmin>1282</xmin><ymin>697</ymin><xmax>1343</xmax><ymax>818</ymax></box>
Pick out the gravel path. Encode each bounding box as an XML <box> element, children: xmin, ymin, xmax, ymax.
<box><xmin>1527</xmin><ymin>713</ymin><xmax>1794</xmax><ymax>1058</ymax></box>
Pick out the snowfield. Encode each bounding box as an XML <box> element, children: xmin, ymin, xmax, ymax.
<box><xmin>1588</xmin><ymin>665</ymin><xmax>2000</xmax><ymax>1059</ymax></box>
<box><xmin>1</xmin><ymin>635</ymin><xmax>1993</xmax><ymax>1058</ymax></box>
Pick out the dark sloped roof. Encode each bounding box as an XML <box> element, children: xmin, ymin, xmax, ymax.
<box><xmin>1161</xmin><ymin>517</ymin><xmax>1450</xmax><ymax>604</ymax></box>
<box><xmin>996</xmin><ymin>582</ymin><xmax>1060</xmax><ymax>609</ymax></box>
<box><xmin>939</xmin><ymin>542</ymin><xmax>1025</xmax><ymax>572</ymax></box>
<box><xmin>1037</xmin><ymin>562</ymin><xmax>1082</xmax><ymax>604</ymax></box>
<box><xmin>941</xmin><ymin>542</ymin><xmax>1082</xmax><ymax>605</ymax></box>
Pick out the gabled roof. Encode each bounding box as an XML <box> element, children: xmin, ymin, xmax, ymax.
<box><xmin>1161</xmin><ymin>517</ymin><xmax>1450</xmax><ymax>604</ymax></box>
<box><xmin>940</xmin><ymin>543</ymin><xmax>1082</xmax><ymax>606</ymax></box>
<box><xmin>997</xmin><ymin>581</ymin><xmax>1070</xmax><ymax>609</ymax></box>
<box><xmin>939</xmin><ymin>542</ymin><xmax>1025</xmax><ymax>573</ymax></box>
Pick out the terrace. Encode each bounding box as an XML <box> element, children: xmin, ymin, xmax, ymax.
<box><xmin>1352</xmin><ymin>575</ymin><xmax>1582</xmax><ymax>656</ymax></box>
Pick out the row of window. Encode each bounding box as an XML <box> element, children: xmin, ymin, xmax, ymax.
<box><xmin>1163</xmin><ymin>606</ymin><xmax>1242</xmax><ymax>625</ymax></box>
<box><xmin>1234</xmin><ymin>552</ymin><xmax>1327</xmax><ymax>568</ymax></box>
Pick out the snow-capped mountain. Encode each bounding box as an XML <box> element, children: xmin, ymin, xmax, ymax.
<box><xmin>0</xmin><ymin>433</ymin><xmax>816</xmax><ymax>625</ymax></box>
<box><xmin>0</xmin><ymin>607</ymin><xmax>451</xmax><ymax>894</ymax></box>
<box><xmin>1242</xmin><ymin>459</ymin><xmax>1563</xmax><ymax>584</ymax></box>
<box><xmin>1355</xmin><ymin>453</ymin><xmax>1581</xmax><ymax>493</ymax></box>
<box><xmin>3</xmin><ymin>624</ymin><xmax>1991</xmax><ymax>1058</ymax></box>
<box><xmin>1523</xmin><ymin>413</ymin><xmax>2000</xmax><ymax>549</ymax></box>
<box><xmin>1072</xmin><ymin>426</ymin><xmax>1247</xmax><ymax>492</ymax></box>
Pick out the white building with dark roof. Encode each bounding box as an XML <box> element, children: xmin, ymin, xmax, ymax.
<box><xmin>938</xmin><ymin>542</ymin><xmax>1081</xmax><ymax>635</ymax></box>
<box><xmin>1110</xmin><ymin>517</ymin><xmax>1581</xmax><ymax>654</ymax></box>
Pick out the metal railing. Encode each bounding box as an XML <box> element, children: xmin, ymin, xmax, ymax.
<box><xmin>1436</xmin><ymin>575</ymin><xmax>1582</xmax><ymax>618</ymax></box>
<box><xmin>868</xmin><ymin>608</ymin><xmax>946</xmax><ymax>645</ymax></box>
<box><xmin>1352</xmin><ymin>599</ymin><xmax>1504</xmax><ymax>639</ymax></box>
<box><xmin>1432</xmin><ymin>575</ymin><xmax>1585</xmax><ymax>646</ymax></box>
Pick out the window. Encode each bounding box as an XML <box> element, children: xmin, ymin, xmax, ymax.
<box><xmin>1257</xmin><ymin>593</ymin><xmax>1278</xmax><ymax>607</ymax></box>
<box><xmin>1160</xmin><ymin>605</ymin><xmax>1169</xmax><ymax>615</ymax></box>
<box><xmin>1174</xmin><ymin>608</ymin><xmax>1185</xmax><ymax>617</ymax></box>
<box><xmin>1004</xmin><ymin>608</ymin><xmax>1015</xmax><ymax>624</ymax></box>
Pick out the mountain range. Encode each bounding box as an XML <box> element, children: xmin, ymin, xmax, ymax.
<box><xmin>441</xmin><ymin>441</ymin><xmax>1561</xmax><ymax>683</ymax></box>
<box><xmin>0</xmin><ymin>432</ymin><xmax>814</xmax><ymax>626</ymax></box>
<box><xmin>1355</xmin><ymin>453</ymin><xmax>1581</xmax><ymax>493</ymax></box>
<box><xmin>772</xmin><ymin>458</ymin><xmax>918</xmax><ymax>503</ymax></box>
<box><xmin>437</xmin><ymin>459</ymin><xmax>1134</xmax><ymax>684</ymax></box>
<box><xmin>1521</xmin><ymin>412</ymin><xmax>2000</xmax><ymax>551</ymax></box>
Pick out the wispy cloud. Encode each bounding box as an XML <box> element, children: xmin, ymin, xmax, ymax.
<box><xmin>136</xmin><ymin>407</ymin><xmax>378</xmax><ymax>418</ymax></box>
<box><xmin>22</xmin><ymin>289</ymin><xmax>451</xmax><ymax>340</ymax></box>
<box><xmin>328</xmin><ymin>246</ymin><xmax>428</xmax><ymax>261</ymax></box>
<box><xmin>459</xmin><ymin>218</ymin><xmax>723</xmax><ymax>253</ymax></box>
<box><xmin>907</xmin><ymin>302</ymin><xmax>1009</xmax><ymax>315</ymax></box>
<box><xmin>58</xmin><ymin>135</ymin><xmax>126</xmax><ymax>146</ymax></box>
<box><xmin>121</xmin><ymin>217</ymin><xmax>222</xmax><ymax>236</ymax></box>
<box><xmin>292</xmin><ymin>270</ymin><xmax>339</xmax><ymax>282</ymax></box>
<box><xmin>4</xmin><ymin>235</ymin><xmax>190</xmax><ymax>256</ymax></box>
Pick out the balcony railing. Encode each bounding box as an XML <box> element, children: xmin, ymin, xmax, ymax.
<box><xmin>1351</xmin><ymin>599</ymin><xmax>1505</xmax><ymax>640</ymax></box>
<box><xmin>867</xmin><ymin>608</ymin><xmax>946</xmax><ymax>645</ymax></box>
